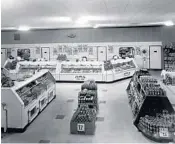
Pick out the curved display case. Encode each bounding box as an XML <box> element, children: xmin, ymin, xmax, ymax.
<box><xmin>4</xmin><ymin>58</ymin><xmax>138</xmax><ymax>83</ymax></box>
<box><xmin>1</xmin><ymin>70</ymin><xmax>56</xmax><ymax>132</ymax></box>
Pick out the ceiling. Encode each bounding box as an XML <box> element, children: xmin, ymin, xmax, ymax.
<box><xmin>1</xmin><ymin>0</ymin><xmax>175</xmax><ymax>30</ymax></box>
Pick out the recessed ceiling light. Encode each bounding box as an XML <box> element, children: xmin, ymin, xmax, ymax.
<box><xmin>50</xmin><ymin>17</ymin><xmax>72</xmax><ymax>22</ymax></box>
<box><xmin>75</xmin><ymin>17</ymin><xmax>88</xmax><ymax>24</ymax></box>
<box><xmin>164</xmin><ymin>21</ymin><xmax>174</xmax><ymax>26</ymax></box>
<box><xmin>18</xmin><ymin>26</ymin><xmax>30</xmax><ymax>31</ymax></box>
<box><xmin>93</xmin><ymin>25</ymin><xmax>99</xmax><ymax>28</ymax></box>
<box><xmin>93</xmin><ymin>24</ymin><xmax>117</xmax><ymax>28</ymax></box>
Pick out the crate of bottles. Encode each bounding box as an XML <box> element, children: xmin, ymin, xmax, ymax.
<box><xmin>137</xmin><ymin>111</ymin><xmax>175</xmax><ymax>142</ymax></box>
<box><xmin>80</xmin><ymin>80</ymin><xmax>98</xmax><ymax>111</ymax></box>
<box><xmin>78</xmin><ymin>89</ymin><xmax>98</xmax><ymax>111</ymax></box>
<box><xmin>70</xmin><ymin>105</ymin><xmax>97</xmax><ymax>135</ymax></box>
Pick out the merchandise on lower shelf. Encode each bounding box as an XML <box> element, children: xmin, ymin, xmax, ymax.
<box><xmin>126</xmin><ymin>69</ymin><xmax>175</xmax><ymax>142</ymax></box>
<box><xmin>1</xmin><ymin>70</ymin><xmax>56</xmax><ymax>131</ymax></box>
<box><xmin>60</xmin><ymin>62</ymin><xmax>103</xmax><ymax>73</ymax></box>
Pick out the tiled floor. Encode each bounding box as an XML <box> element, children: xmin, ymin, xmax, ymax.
<box><xmin>2</xmin><ymin>72</ymin><xmax>175</xmax><ymax>143</ymax></box>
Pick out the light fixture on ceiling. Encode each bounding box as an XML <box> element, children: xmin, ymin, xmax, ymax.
<box><xmin>18</xmin><ymin>26</ymin><xmax>30</xmax><ymax>31</ymax></box>
<box><xmin>93</xmin><ymin>25</ymin><xmax>99</xmax><ymax>28</ymax></box>
<box><xmin>75</xmin><ymin>17</ymin><xmax>89</xmax><ymax>24</ymax></box>
<box><xmin>164</xmin><ymin>21</ymin><xmax>174</xmax><ymax>26</ymax></box>
<box><xmin>93</xmin><ymin>24</ymin><xmax>117</xmax><ymax>28</ymax></box>
<box><xmin>75</xmin><ymin>16</ymin><xmax>108</xmax><ymax>25</ymax></box>
<box><xmin>50</xmin><ymin>17</ymin><xmax>72</xmax><ymax>22</ymax></box>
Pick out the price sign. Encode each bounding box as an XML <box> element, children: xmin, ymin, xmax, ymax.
<box><xmin>159</xmin><ymin>128</ymin><xmax>169</xmax><ymax>138</ymax></box>
<box><xmin>124</xmin><ymin>72</ymin><xmax>130</xmax><ymax>77</ymax></box>
<box><xmin>77</xmin><ymin>123</ymin><xmax>85</xmax><ymax>132</ymax></box>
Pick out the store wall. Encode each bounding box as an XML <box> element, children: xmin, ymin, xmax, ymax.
<box><xmin>1</xmin><ymin>26</ymin><xmax>175</xmax><ymax>45</ymax></box>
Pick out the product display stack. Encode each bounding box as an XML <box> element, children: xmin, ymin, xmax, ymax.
<box><xmin>70</xmin><ymin>80</ymin><xmax>98</xmax><ymax>135</ymax></box>
<box><xmin>126</xmin><ymin>69</ymin><xmax>175</xmax><ymax>143</ymax></box>
<box><xmin>161</xmin><ymin>45</ymin><xmax>175</xmax><ymax>86</ymax></box>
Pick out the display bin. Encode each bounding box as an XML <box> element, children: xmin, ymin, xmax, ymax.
<box><xmin>70</xmin><ymin>119</ymin><xmax>96</xmax><ymax>135</ymax></box>
<box><xmin>126</xmin><ymin>69</ymin><xmax>175</xmax><ymax>143</ymax></box>
<box><xmin>70</xmin><ymin>104</ymin><xmax>97</xmax><ymax>135</ymax></box>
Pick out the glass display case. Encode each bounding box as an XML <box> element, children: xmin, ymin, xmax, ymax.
<box><xmin>111</xmin><ymin>58</ymin><xmax>137</xmax><ymax>73</ymax></box>
<box><xmin>15</xmin><ymin>71</ymin><xmax>55</xmax><ymax>107</ymax></box>
<box><xmin>59</xmin><ymin>61</ymin><xmax>104</xmax><ymax>81</ymax></box>
<box><xmin>1</xmin><ymin>70</ymin><xmax>56</xmax><ymax>131</ymax></box>
<box><xmin>16</xmin><ymin>61</ymin><xmax>57</xmax><ymax>80</ymax></box>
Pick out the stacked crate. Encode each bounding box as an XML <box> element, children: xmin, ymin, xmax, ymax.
<box><xmin>70</xmin><ymin>80</ymin><xmax>98</xmax><ymax>135</ymax></box>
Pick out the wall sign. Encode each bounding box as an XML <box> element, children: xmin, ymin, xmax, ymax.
<box><xmin>77</xmin><ymin>123</ymin><xmax>85</xmax><ymax>132</ymax></box>
<box><xmin>75</xmin><ymin>75</ymin><xmax>86</xmax><ymax>81</ymax></box>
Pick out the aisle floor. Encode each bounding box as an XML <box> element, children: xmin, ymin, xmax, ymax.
<box><xmin>2</xmin><ymin>74</ymin><xmax>175</xmax><ymax>143</ymax></box>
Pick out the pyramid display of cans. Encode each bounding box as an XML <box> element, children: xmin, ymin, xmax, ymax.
<box><xmin>126</xmin><ymin>69</ymin><xmax>175</xmax><ymax>143</ymax></box>
<box><xmin>70</xmin><ymin>79</ymin><xmax>98</xmax><ymax>135</ymax></box>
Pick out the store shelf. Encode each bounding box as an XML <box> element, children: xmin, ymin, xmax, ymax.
<box><xmin>126</xmin><ymin>69</ymin><xmax>175</xmax><ymax>143</ymax></box>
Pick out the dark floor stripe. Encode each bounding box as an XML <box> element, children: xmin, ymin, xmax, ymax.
<box><xmin>55</xmin><ymin>115</ymin><xmax>65</xmax><ymax>119</ymax></box>
<box><xmin>99</xmin><ymin>100</ymin><xmax>106</xmax><ymax>104</ymax></box>
<box><xmin>67</xmin><ymin>99</ymin><xmax>74</xmax><ymax>102</ymax></box>
<box><xmin>39</xmin><ymin>140</ymin><xmax>50</xmax><ymax>143</ymax></box>
<box><xmin>96</xmin><ymin>117</ymin><xmax>104</xmax><ymax>122</ymax></box>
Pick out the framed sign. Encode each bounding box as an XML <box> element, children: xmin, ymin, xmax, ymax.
<box><xmin>77</xmin><ymin>123</ymin><xmax>85</xmax><ymax>132</ymax></box>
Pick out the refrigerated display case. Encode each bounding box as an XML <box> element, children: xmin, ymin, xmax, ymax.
<box><xmin>1</xmin><ymin>70</ymin><xmax>56</xmax><ymax>131</ymax></box>
<box><xmin>3</xmin><ymin>60</ymin><xmax>58</xmax><ymax>80</ymax></box>
<box><xmin>17</xmin><ymin>61</ymin><xmax>58</xmax><ymax>80</ymax></box>
<box><xmin>103</xmin><ymin>58</ymin><xmax>138</xmax><ymax>82</ymax></box>
<box><xmin>59</xmin><ymin>61</ymin><xmax>104</xmax><ymax>81</ymax></box>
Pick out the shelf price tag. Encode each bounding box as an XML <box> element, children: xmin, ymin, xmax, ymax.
<box><xmin>159</xmin><ymin>128</ymin><xmax>169</xmax><ymax>138</ymax></box>
<box><xmin>77</xmin><ymin>123</ymin><xmax>85</xmax><ymax>132</ymax></box>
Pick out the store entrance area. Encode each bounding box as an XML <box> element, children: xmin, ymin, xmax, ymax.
<box><xmin>2</xmin><ymin>72</ymin><xmax>175</xmax><ymax>143</ymax></box>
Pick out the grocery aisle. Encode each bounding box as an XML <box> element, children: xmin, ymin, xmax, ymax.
<box><xmin>2</xmin><ymin>75</ymin><xmax>174</xmax><ymax>143</ymax></box>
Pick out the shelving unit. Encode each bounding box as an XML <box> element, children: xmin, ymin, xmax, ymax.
<box><xmin>1</xmin><ymin>70</ymin><xmax>56</xmax><ymax>131</ymax></box>
<box><xmin>126</xmin><ymin>69</ymin><xmax>175</xmax><ymax>142</ymax></box>
<box><xmin>163</xmin><ymin>46</ymin><xmax>175</xmax><ymax>70</ymax></box>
